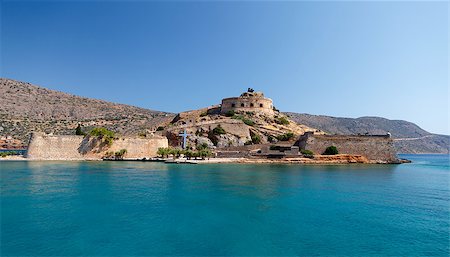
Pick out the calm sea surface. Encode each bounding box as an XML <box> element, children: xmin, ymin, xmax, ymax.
<box><xmin>1</xmin><ymin>154</ymin><xmax>449</xmax><ymax>256</ymax></box>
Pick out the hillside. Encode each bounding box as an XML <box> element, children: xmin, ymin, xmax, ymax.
<box><xmin>285</xmin><ymin>113</ymin><xmax>449</xmax><ymax>154</ymax></box>
<box><xmin>0</xmin><ymin>78</ymin><xmax>174</xmax><ymax>146</ymax></box>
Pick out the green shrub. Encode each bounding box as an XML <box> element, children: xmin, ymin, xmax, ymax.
<box><xmin>75</xmin><ymin>124</ymin><xmax>85</xmax><ymax>135</ymax></box>
<box><xmin>104</xmin><ymin>151</ymin><xmax>114</xmax><ymax>158</ymax></box>
<box><xmin>169</xmin><ymin>148</ymin><xmax>182</xmax><ymax>158</ymax></box>
<box><xmin>276</xmin><ymin>132</ymin><xmax>295</xmax><ymax>141</ymax></box>
<box><xmin>231</xmin><ymin>114</ymin><xmax>255</xmax><ymax>126</ymax></box>
<box><xmin>198</xmin><ymin>149</ymin><xmax>213</xmax><ymax>159</ymax></box>
<box><xmin>269</xmin><ymin>145</ymin><xmax>279</xmax><ymax>151</ymax></box>
<box><xmin>250</xmin><ymin>132</ymin><xmax>261</xmax><ymax>144</ymax></box>
<box><xmin>197</xmin><ymin>142</ymin><xmax>209</xmax><ymax>150</ymax></box>
<box><xmin>244</xmin><ymin>140</ymin><xmax>253</xmax><ymax>145</ymax></box>
<box><xmin>225</xmin><ymin>110</ymin><xmax>235</xmax><ymax>117</ymax></box>
<box><xmin>212</xmin><ymin>125</ymin><xmax>226</xmax><ymax>135</ymax></box>
<box><xmin>114</xmin><ymin>149</ymin><xmax>127</xmax><ymax>159</ymax></box>
<box><xmin>200</xmin><ymin>112</ymin><xmax>208</xmax><ymax>117</ymax></box>
<box><xmin>242</xmin><ymin>118</ymin><xmax>255</xmax><ymax>126</ymax></box>
<box><xmin>276</xmin><ymin>117</ymin><xmax>290</xmax><ymax>125</ymax></box>
<box><xmin>156</xmin><ymin>126</ymin><xmax>164</xmax><ymax>131</ymax></box>
<box><xmin>157</xmin><ymin>147</ymin><xmax>170</xmax><ymax>158</ymax></box>
<box><xmin>0</xmin><ymin>151</ymin><xmax>16</xmax><ymax>158</ymax></box>
<box><xmin>267</xmin><ymin>135</ymin><xmax>276</xmax><ymax>143</ymax></box>
<box><xmin>323</xmin><ymin>146</ymin><xmax>339</xmax><ymax>155</ymax></box>
<box><xmin>301</xmin><ymin>149</ymin><xmax>314</xmax><ymax>155</ymax></box>
<box><xmin>89</xmin><ymin>127</ymin><xmax>115</xmax><ymax>146</ymax></box>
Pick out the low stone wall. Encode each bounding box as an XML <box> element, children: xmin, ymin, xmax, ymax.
<box><xmin>26</xmin><ymin>133</ymin><xmax>168</xmax><ymax>160</ymax></box>
<box><xmin>296</xmin><ymin>133</ymin><xmax>398</xmax><ymax>163</ymax></box>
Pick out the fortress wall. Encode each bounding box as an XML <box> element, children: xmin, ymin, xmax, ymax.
<box><xmin>297</xmin><ymin>133</ymin><xmax>398</xmax><ymax>162</ymax></box>
<box><xmin>106</xmin><ymin>137</ymin><xmax>168</xmax><ymax>158</ymax></box>
<box><xmin>26</xmin><ymin>133</ymin><xmax>168</xmax><ymax>160</ymax></box>
<box><xmin>26</xmin><ymin>133</ymin><xmax>85</xmax><ymax>160</ymax></box>
<box><xmin>221</xmin><ymin>97</ymin><xmax>274</xmax><ymax>116</ymax></box>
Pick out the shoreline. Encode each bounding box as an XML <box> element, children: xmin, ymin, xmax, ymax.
<box><xmin>1</xmin><ymin>155</ymin><xmax>410</xmax><ymax>164</ymax></box>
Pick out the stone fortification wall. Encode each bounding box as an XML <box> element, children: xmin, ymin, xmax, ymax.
<box><xmin>221</xmin><ymin>95</ymin><xmax>274</xmax><ymax>116</ymax></box>
<box><xmin>26</xmin><ymin>133</ymin><xmax>85</xmax><ymax>160</ymax></box>
<box><xmin>297</xmin><ymin>133</ymin><xmax>398</xmax><ymax>163</ymax></box>
<box><xmin>26</xmin><ymin>133</ymin><xmax>168</xmax><ymax>160</ymax></box>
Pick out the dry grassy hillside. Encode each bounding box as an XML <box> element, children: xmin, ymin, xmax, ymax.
<box><xmin>0</xmin><ymin>78</ymin><xmax>174</xmax><ymax>146</ymax></box>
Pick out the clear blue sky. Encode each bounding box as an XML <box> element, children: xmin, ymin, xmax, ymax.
<box><xmin>1</xmin><ymin>1</ymin><xmax>448</xmax><ymax>134</ymax></box>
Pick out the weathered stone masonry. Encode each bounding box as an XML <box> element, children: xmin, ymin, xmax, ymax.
<box><xmin>297</xmin><ymin>132</ymin><xmax>398</xmax><ymax>162</ymax></box>
<box><xmin>26</xmin><ymin>132</ymin><xmax>168</xmax><ymax>160</ymax></box>
<box><xmin>221</xmin><ymin>90</ymin><xmax>274</xmax><ymax>116</ymax></box>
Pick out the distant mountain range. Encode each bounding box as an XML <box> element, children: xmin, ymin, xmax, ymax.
<box><xmin>285</xmin><ymin>113</ymin><xmax>449</xmax><ymax>154</ymax></box>
<box><xmin>1</xmin><ymin>78</ymin><xmax>448</xmax><ymax>153</ymax></box>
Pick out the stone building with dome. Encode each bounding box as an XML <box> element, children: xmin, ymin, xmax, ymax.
<box><xmin>220</xmin><ymin>88</ymin><xmax>274</xmax><ymax>116</ymax></box>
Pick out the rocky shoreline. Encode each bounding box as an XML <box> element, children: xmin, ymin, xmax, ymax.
<box><xmin>1</xmin><ymin>154</ymin><xmax>409</xmax><ymax>164</ymax></box>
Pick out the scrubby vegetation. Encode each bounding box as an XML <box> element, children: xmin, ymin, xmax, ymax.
<box><xmin>276</xmin><ymin>132</ymin><xmax>295</xmax><ymax>141</ymax></box>
<box><xmin>323</xmin><ymin>146</ymin><xmax>339</xmax><ymax>155</ymax></box>
<box><xmin>276</xmin><ymin>117</ymin><xmax>290</xmax><ymax>125</ymax></box>
<box><xmin>301</xmin><ymin>149</ymin><xmax>314</xmax><ymax>155</ymax></box>
<box><xmin>242</xmin><ymin>118</ymin><xmax>255</xmax><ymax>126</ymax></box>
<box><xmin>212</xmin><ymin>125</ymin><xmax>226</xmax><ymax>135</ymax></box>
<box><xmin>75</xmin><ymin>124</ymin><xmax>86</xmax><ymax>135</ymax></box>
<box><xmin>114</xmin><ymin>149</ymin><xmax>127</xmax><ymax>159</ymax></box>
<box><xmin>250</xmin><ymin>131</ymin><xmax>261</xmax><ymax>144</ymax></box>
<box><xmin>301</xmin><ymin>149</ymin><xmax>314</xmax><ymax>158</ymax></box>
<box><xmin>89</xmin><ymin>127</ymin><xmax>116</xmax><ymax>146</ymax></box>
<box><xmin>157</xmin><ymin>147</ymin><xmax>213</xmax><ymax>160</ymax></box>
<box><xmin>269</xmin><ymin>145</ymin><xmax>279</xmax><ymax>150</ymax></box>
<box><xmin>231</xmin><ymin>114</ymin><xmax>255</xmax><ymax>126</ymax></box>
<box><xmin>156</xmin><ymin>126</ymin><xmax>165</xmax><ymax>131</ymax></box>
<box><xmin>244</xmin><ymin>140</ymin><xmax>253</xmax><ymax>145</ymax></box>
<box><xmin>224</xmin><ymin>110</ymin><xmax>235</xmax><ymax>117</ymax></box>
<box><xmin>0</xmin><ymin>151</ymin><xmax>20</xmax><ymax>158</ymax></box>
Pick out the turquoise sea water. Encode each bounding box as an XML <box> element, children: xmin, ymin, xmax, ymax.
<box><xmin>1</xmin><ymin>154</ymin><xmax>449</xmax><ymax>256</ymax></box>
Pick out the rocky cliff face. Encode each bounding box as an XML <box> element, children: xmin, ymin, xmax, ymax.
<box><xmin>286</xmin><ymin>113</ymin><xmax>449</xmax><ymax>154</ymax></box>
<box><xmin>0</xmin><ymin>78</ymin><xmax>174</xmax><ymax>147</ymax></box>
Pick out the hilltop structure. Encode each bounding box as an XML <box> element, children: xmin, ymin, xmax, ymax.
<box><xmin>220</xmin><ymin>88</ymin><xmax>274</xmax><ymax>116</ymax></box>
<box><xmin>163</xmin><ymin>88</ymin><xmax>400</xmax><ymax>163</ymax></box>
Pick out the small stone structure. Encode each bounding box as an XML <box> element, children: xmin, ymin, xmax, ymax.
<box><xmin>221</xmin><ymin>88</ymin><xmax>274</xmax><ymax>116</ymax></box>
<box><xmin>296</xmin><ymin>132</ymin><xmax>398</xmax><ymax>163</ymax></box>
<box><xmin>26</xmin><ymin>132</ymin><xmax>168</xmax><ymax>160</ymax></box>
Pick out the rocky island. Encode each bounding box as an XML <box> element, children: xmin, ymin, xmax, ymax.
<box><xmin>2</xmin><ymin>81</ymin><xmax>402</xmax><ymax>164</ymax></box>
